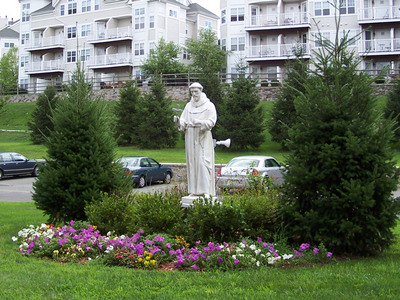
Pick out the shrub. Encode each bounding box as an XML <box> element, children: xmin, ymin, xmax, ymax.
<box><xmin>85</xmin><ymin>192</ymin><xmax>136</xmax><ymax>235</ymax></box>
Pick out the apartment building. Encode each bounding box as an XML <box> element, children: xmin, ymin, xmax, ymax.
<box><xmin>17</xmin><ymin>0</ymin><xmax>218</xmax><ymax>92</ymax></box>
<box><xmin>220</xmin><ymin>0</ymin><xmax>400</xmax><ymax>82</ymax></box>
<box><xmin>0</xmin><ymin>17</ymin><xmax>19</xmax><ymax>59</ymax></box>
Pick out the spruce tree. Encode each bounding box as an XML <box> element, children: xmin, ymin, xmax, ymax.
<box><xmin>218</xmin><ymin>72</ymin><xmax>265</xmax><ymax>150</ymax></box>
<box><xmin>28</xmin><ymin>85</ymin><xmax>59</xmax><ymax>144</ymax></box>
<box><xmin>384</xmin><ymin>78</ymin><xmax>400</xmax><ymax>142</ymax></box>
<box><xmin>281</xmin><ymin>23</ymin><xmax>400</xmax><ymax>255</ymax></box>
<box><xmin>268</xmin><ymin>49</ymin><xmax>309</xmax><ymax>149</ymax></box>
<box><xmin>135</xmin><ymin>76</ymin><xmax>178</xmax><ymax>149</ymax></box>
<box><xmin>32</xmin><ymin>67</ymin><xmax>129</xmax><ymax>223</ymax></box>
<box><xmin>114</xmin><ymin>80</ymin><xmax>142</xmax><ymax>145</ymax></box>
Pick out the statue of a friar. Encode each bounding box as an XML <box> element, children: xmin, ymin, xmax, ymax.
<box><xmin>174</xmin><ymin>82</ymin><xmax>217</xmax><ymax>197</ymax></box>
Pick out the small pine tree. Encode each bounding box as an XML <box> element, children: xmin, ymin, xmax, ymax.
<box><xmin>281</xmin><ymin>22</ymin><xmax>400</xmax><ymax>255</ymax></box>
<box><xmin>268</xmin><ymin>49</ymin><xmax>309</xmax><ymax>149</ymax></box>
<box><xmin>28</xmin><ymin>86</ymin><xmax>59</xmax><ymax>144</ymax></box>
<box><xmin>32</xmin><ymin>66</ymin><xmax>130</xmax><ymax>223</ymax></box>
<box><xmin>114</xmin><ymin>80</ymin><xmax>142</xmax><ymax>145</ymax></box>
<box><xmin>218</xmin><ymin>72</ymin><xmax>265</xmax><ymax>150</ymax></box>
<box><xmin>384</xmin><ymin>78</ymin><xmax>400</xmax><ymax>142</ymax></box>
<box><xmin>135</xmin><ymin>76</ymin><xmax>178</xmax><ymax>149</ymax></box>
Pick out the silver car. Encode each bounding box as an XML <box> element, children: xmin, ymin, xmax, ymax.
<box><xmin>216</xmin><ymin>155</ymin><xmax>285</xmax><ymax>189</ymax></box>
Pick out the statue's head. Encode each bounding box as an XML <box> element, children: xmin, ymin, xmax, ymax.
<box><xmin>189</xmin><ymin>82</ymin><xmax>203</xmax><ymax>102</ymax></box>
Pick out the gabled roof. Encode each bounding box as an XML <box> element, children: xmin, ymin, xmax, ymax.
<box><xmin>31</xmin><ymin>3</ymin><xmax>53</xmax><ymax>16</ymax></box>
<box><xmin>187</xmin><ymin>3</ymin><xmax>218</xmax><ymax>19</ymax></box>
<box><xmin>0</xmin><ymin>27</ymin><xmax>19</xmax><ymax>39</ymax></box>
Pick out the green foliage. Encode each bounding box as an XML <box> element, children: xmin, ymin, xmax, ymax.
<box><xmin>114</xmin><ymin>80</ymin><xmax>142</xmax><ymax>145</ymax></box>
<box><xmin>269</xmin><ymin>52</ymin><xmax>309</xmax><ymax>149</ymax></box>
<box><xmin>32</xmin><ymin>66</ymin><xmax>131</xmax><ymax>224</ymax></box>
<box><xmin>27</xmin><ymin>86</ymin><xmax>59</xmax><ymax>144</ymax></box>
<box><xmin>218</xmin><ymin>74</ymin><xmax>265</xmax><ymax>150</ymax></box>
<box><xmin>85</xmin><ymin>192</ymin><xmax>136</xmax><ymax>235</ymax></box>
<box><xmin>384</xmin><ymin>79</ymin><xmax>400</xmax><ymax>141</ymax></box>
<box><xmin>140</xmin><ymin>37</ymin><xmax>187</xmax><ymax>76</ymax></box>
<box><xmin>135</xmin><ymin>76</ymin><xmax>178</xmax><ymax>148</ymax></box>
<box><xmin>281</xmin><ymin>21</ymin><xmax>400</xmax><ymax>255</ymax></box>
<box><xmin>0</xmin><ymin>47</ymin><xmax>18</xmax><ymax>94</ymax></box>
<box><xmin>0</xmin><ymin>95</ymin><xmax>8</xmax><ymax>112</ymax></box>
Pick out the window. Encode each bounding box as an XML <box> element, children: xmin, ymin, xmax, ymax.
<box><xmin>134</xmin><ymin>43</ymin><xmax>144</xmax><ymax>56</ymax></box>
<box><xmin>221</xmin><ymin>9</ymin><xmax>226</xmax><ymax>24</ymax></box>
<box><xmin>221</xmin><ymin>39</ymin><xmax>226</xmax><ymax>51</ymax></box>
<box><xmin>67</xmin><ymin>50</ymin><xmax>77</xmax><ymax>63</ymax></box>
<box><xmin>82</xmin><ymin>0</ymin><xmax>91</xmax><ymax>12</ymax></box>
<box><xmin>68</xmin><ymin>0</ymin><xmax>77</xmax><ymax>15</ymax></box>
<box><xmin>67</xmin><ymin>27</ymin><xmax>77</xmax><ymax>39</ymax></box>
<box><xmin>20</xmin><ymin>56</ymin><xmax>29</xmax><ymax>67</ymax></box>
<box><xmin>183</xmin><ymin>50</ymin><xmax>190</xmax><ymax>60</ymax></box>
<box><xmin>81</xmin><ymin>24</ymin><xmax>91</xmax><ymax>37</ymax></box>
<box><xmin>21</xmin><ymin>33</ymin><xmax>30</xmax><ymax>45</ymax></box>
<box><xmin>339</xmin><ymin>0</ymin><xmax>355</xmax><ymax>15</ymax></box>
<box><xmin>169</xmin><ymin>10</ymin><xmax>177</xmax><ymax>18</ymax></box>
<box><xmin>95</xmin><ymin>0</ymin><xmax>99</xmax><ymax>10</ymax></box>
<box><xmin>315</xmin><ymin>31</ymin><xmax>330</xmax><ymax>47</ymax></box>
<box><xmin>79</xmin><ymin>49</ymin><xmax>91</xmax><ymax>61</ymax></box>
<box><xmin>135</xmin><ymin>70</ymin><xmax>141</xmax><ymax>79</ymax></box>
<box><xmin>19</xmin><ymin>79</ymin><xmax>28</xmax><ymax>90</ymax></box>
<box><xmin>135</xmin><ymin>8</ymin><xmax>145</xmax><ymax>30</ymax></box>
<box><xmin>231</xmin><ymin>37</ymin><xmax>245</xmax><ymax>51</ymax></box>
<box><xmin>231</xmin><ymin>8</ymin><xmax>245</xmax><ymax>22</ymax></box>
<box><xmin>61</xmin><ymin>5</ymin><xmax>65</xmax><ymax>16</ymax></box>
<box><xmin>149</xmin><ymin>16</ymin><xmax>154</xmax><ymax>28</ymax></box>
<box><xmin>340</xmin><ymin>29</ymin><xmax>357</xmax><ymax>45</ymax></box>
<box><xmin>205</xmin><ymin>20</ymin><xmax>212</xmax><ymax>29</ymax></box>
<box><xmin>22</xmin><ymin>12</ymin><xmax>30</xmax><ymax>22</ymax></box>
<box><xmin>4</xmin><ymin>42</ymin><xmax>14</xmax><ymax>47</ymax></box>
<box><xmin>314</xmin><ymin>1</ymin><xmax>330</xmax><ymax>16</ymax></box>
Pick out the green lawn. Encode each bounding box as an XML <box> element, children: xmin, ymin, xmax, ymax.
<box><xmin>1</xmin><ymin>202</ymin><xmax>399</xmax><ymax>300</ymax></box>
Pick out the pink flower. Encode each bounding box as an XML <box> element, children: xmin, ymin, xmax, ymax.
<box><xmin>313</xmin><ymin>248</ymin><xmax>319</xmax><ymax>254</ymax></box>
<box><xmin>70</xmin><ymin>220</ymin><xmax>75</xmax><ymax>226</ymax></box>
<box><xmin>326</xmin><ymin>252</ymin><xmax>333</xmax><ymax>258</ymax></box>
<box><xmin>191</xmin><ymin>264</ymin><xmax>200</xmax><ymax>270</ymax></box>
<box><xmin>234</xmin><ymin>259</ymin><xmax>240</xmax><ymax>264</ymax></box>
<box><xmin>217</xmin><ymin>256</ymin><xmax>223</xmax><ymax>263</ymax></box>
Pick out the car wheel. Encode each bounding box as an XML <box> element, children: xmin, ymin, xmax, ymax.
<box><xmin>0</xmin><ymin>169</ymin><xmax>3</xmax><ymax>180</ymax></box>
<box><xmin>164</xmin><ymin>172</ymin><xmax>172</xmax><ymax>184</ymax></box>
<box><xmin>138</xmin><ymin>175</ymin><xmax>146</xmax><ymax>188</ymax></box>
<box><xmin>32</xmin><ymin>166</ymin><xmax>39</xmax><ymax>177</ymax></box>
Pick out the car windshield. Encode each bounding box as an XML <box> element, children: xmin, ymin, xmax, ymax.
<box><xmin>120</xmin><ymin>158</ymin><xmax>139</xmax><ymax>167</ymax></box>
<box><xmin>226</xmin><ymin>159</ymin><xmax>259</xmax><ymax>168</ymax></box>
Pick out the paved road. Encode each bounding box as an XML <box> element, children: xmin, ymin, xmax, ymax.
<box><xmin>0</xmin><ymin>177</ymin><xmax>179</xmax><ymax>202</ymax></box>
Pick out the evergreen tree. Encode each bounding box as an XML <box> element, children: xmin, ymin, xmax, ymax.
<box><xmin>281</xmin><ymin>23</ymin><xmax>400</xmax><ymax>255</ymax></box>
<box><xmin>114</xmin><ymin>80</ymin><xmax>142</xmax><ymax>145</ymax></box>
<box><xmin>28</xmin><ymin>86</ymin><xmax>59</xmax><ymax>144</ymax></box>
<box><xmin>32</xmin><ymin>67</ymin><xmax>129</xmax><ymax>223</ymax></box>
<box><xmin>218</xmin><ymin>72</ymin><xmax>265</xmax><ymax>150</ymax></box>
<box><xmin>136</xmin><ymin>76</ymin><xmax>178</xmax><ymax>149</ymax></box>
<box><xmin>384</xmin><ymin>78</ymin><xmax>400</xmax><ymax>142</ymax></box>
<box><xmin>268</xmin><ymin>49</ymin><xmax>309</xmax><ymax>149</ymax></box>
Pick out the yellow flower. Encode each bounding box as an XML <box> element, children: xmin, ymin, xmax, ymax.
<box><xmin>138</xmin><ymin>257</ymin><xmax>143</xmax><ymax>262</ymax></box>
<box><xmin>93</xmin><ymin>226</ymin><xmax>97</xmax><ymax>230</ymax></box>
<box><xmin>146</xmin><ymin>256</ymin><xmax>151</xmax><ymax>261</ymax></box>
<box><xmin>71</xmin><ymin>253</ymin><xmax>76</xmax><ymax>258</ymax></box>
<box><xmin>151</xmin><ymin>260</ymin><xmax>156</xmax><ymax>265</ymax></box>
<box><xmin>144</xmin><ymin>261</ymin><xmax>149</xmax><ymax>266</ymax></box>
<box><xmin>53</xmin><ymin>250</ymin><xmax>59</xmax><ymax>255</ymax></box>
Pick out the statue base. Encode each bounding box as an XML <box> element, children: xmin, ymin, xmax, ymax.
<box><xmin>180</xmin><ymin>194</ymin><xmax>219</xmax><ymax>208</ymax></box>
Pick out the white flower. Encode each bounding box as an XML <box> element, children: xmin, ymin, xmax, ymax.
<box><xmin>249</xmin><ymin>244</ymin><xmax>256</xmax><ymax>250</ymax></box>
<box><xmin>107</xmin><ymin>231</ymin><xmax>112</xmax><ymax>237</ymax></box>
<box><xmin>282</xmin><ymin>254</ymin><xmax>293</xmax><ymax>260</ymax></box>
<box><xmin>11</xmin><ymin>236</ymin><xmax>18</xmax><ymax>242</ymax></box>
<box><xmin>232</xmin><ymin>255</ymin><xmax>237</xmax><ymax>260</ymax></box>
<box><xmin>256</xmin><ymin>261</ymin><xmax>260</xmax><ymax>267</ymax></box>
<box><xmin>240</xmin><ymin>242</ymin><xmax>246</xmax><ymax>249</ymax></box>
<box><xmin>255</xmin><ymin>249</ymin><xmax>261</xmax><ymax>256</ymax></box>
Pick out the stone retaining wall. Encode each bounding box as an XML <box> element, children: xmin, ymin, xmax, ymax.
<box><xmin>162</xmin><ymin>163</ymin><xmax>225</xmax><ymax>183</ymax></box>
<box><xmin>6</xmin><ymin>83</ymin><xmax>393</xmax><ymax>103</ymax></box>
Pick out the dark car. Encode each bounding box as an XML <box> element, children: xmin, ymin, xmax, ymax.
<box><xmin>117</xmin><ymin>156</ymin><xmax>173</xmax><ymax>188</ymax></box>
<box><xmin>0</xmin><ymin>152</ymin><xmax>43</xmax><ymax>180</ymax></box>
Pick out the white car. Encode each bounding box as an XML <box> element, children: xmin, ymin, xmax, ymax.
<box><xmin>216</xmin><ymin>155</ymin><xmax>285</xmax><ymax>190</ymax></box>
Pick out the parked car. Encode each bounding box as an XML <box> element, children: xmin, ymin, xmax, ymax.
<box><xmin>216</xmin><ymin>155</ymin><xmax>285</xmax><ymax>190</ymax></box>
<box><xmin>0</xmin><ymin>152</ymin><xmax>43</xmax><ymax>180</ymax></box>
<box><xmin>117</xmin><ymin>156</ymin><xmax>173</xmax><ymax>188</ymax></box>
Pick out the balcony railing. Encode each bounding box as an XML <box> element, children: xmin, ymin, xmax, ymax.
<box><xmin>247</xmin><ymin>43</ymin><xmax>310</xmax><ymax>59</ymax></box>
<box><xmin>26</xmin><ymin>36</ymin><xmax>65</xmax><ymax>51</ymax></box>
<box><xmin>247</xmin><ymin>12</ymin><xmax>309</xmax><ymax>28</ymax></box>
<box><xmin>359</xmin><ymin>5</ymin><xmax>400</xmax><ymax>21</ymax></box>
<box><xmin>26</xmin><ymin>60</ymin><xmax>64</xmax><ymax>73</ymax></box>
<box><xmin>359</xmin><ymin>38</ymin><xmax>400</xmax><ymax>53</ymax></box>
<box><xmin>87</xmin><ymin>26</ymin><xmax>133</xmax><ymax>42</ymax></box>
<box><xmin>87</xmin><ymin>53</ymin><xmax>133</xmax><ymax>67</ymax></box>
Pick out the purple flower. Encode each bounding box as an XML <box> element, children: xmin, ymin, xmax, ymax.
<box><xmin>313</xmin><ymin>248</ymin><xmax>319</xmax><ymax>254</ymax></box>
<box><xmin>257</xmin><ymin>237</ymin><xmax>263</xmax><ymax>242</ymax></box>
<box><xmin>299</xmin><ymin>243</ymin><xmax>310</xmax><ymax>252</ymax></box>
<box><xmin>217</xmin><ymin>256</ymin><xmax>223</xmax><ymax>263</ymax></box>
<box><xmin>191</xmin><ymin>264</ymin><xmax>200</xmax><ymax>270</ymax></box>
<box><xmin>154</xmin><ymin>235</ymin><xmax>165</xmax><ymax>242</ymax></box>
<box><xmin>139</xmin><ymin>229</ymin><xmax>144</xmax><ymax>234</ymax></box>
<box><xmin>165</xmin><ymin>243</ymin><xmax>171</xmax><ymax>249</ymax></box>
<box><xmin>234</xmin><ymin>259</ymin><xmax>240</xmax><ymax>264</ymax></box>
<box><xmin>58</xmin><ymin>239</ymin><xmax>64</xmax><ymax>246</ymax></box>
<box><xmin>196</xmin><ymin>240</ymin><xmax>201</xmax><ymax>244</ymax></box>
<box><xmin>326</xmin><ymin>252</ymin><xmax>333</xmax><ymax>258</ymax></box>
<box><xmin>70</xmin><ymin>220</ymin><xmax>75</xmax><ymax>226</ymax></box>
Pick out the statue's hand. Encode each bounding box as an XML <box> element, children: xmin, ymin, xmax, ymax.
<box><xmin>173</xmin><ymin>116</ymin><xmax>180</xmax><ymax>123</ymax></box>
<box><xmin>193</xmin><ymin>119</ymin><xmax>203</xmax><ymax>126</ymax></box>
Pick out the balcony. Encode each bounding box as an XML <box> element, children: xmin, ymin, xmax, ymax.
<box><xmin>88</xmin><ymin>27</ymin><xmax>133</xmax><ymax>44</ymax></box>
<box><xmin>26</xmin><ymin>36</ymin><xmax>65</xmax><ymax>52</ymax></box>
<box><xmin>246</xmin><ymin>12</ymin><xmax>310</xmax><ymax>30</ymax></box>
<box><xmin>359</xmin><ymin>5</ymin><xmax>400</xmax><ymax>24</ymax></box>
<box><xmin>359</xmin><ymin>38</ymin><xmax>400</xmax><ymax>55</ymax></box>
<box><xmin>246</xmin><ymin>43</ymin><xmax>310</xmax><ymax>61</ymax></box>
<box><xmin>26</xmin><ymin>60</ymin><xmax>64</xmax><ymax>74</ymax></box>
<box><xmin>87</xmin><ymin>53</ymin><xmax>133</xmax><ymax>69</ymax></box>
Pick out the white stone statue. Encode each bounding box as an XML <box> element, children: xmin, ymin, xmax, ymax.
<box><xmin>174</xmin><ymin>82</ymin><xmax>217</xmax><ymax>197</ymax></box>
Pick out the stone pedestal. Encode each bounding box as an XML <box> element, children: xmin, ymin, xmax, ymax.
<box><xmin>180</xmin><ymin>195</ymin><xmax>219</xmax><ymax>208</ymax></box>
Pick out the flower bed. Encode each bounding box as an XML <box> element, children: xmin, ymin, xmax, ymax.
<box><xmin>12</xmin><ymin>221</ymin><xmax>333</xmax><ymax>271</ymax></box>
